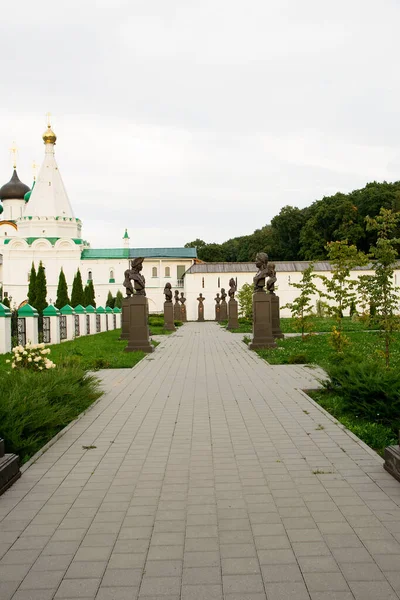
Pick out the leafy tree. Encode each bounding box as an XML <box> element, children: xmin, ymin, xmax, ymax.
<box><xmin>2</xmin><ymin>296</ymin><xmax>10</xmax><ymax>308</ymax></box>
<box><xmin>106</xmin><ymin>291</ymin><xmax>115</xmax><ymax>309</ymax></box>
<box><xmin>365</xmin><ymin>208</ymin><xmax>400</xmax><ymax>367</ymax></box>
<box><xmin>35</xmin><ymin>261</ymin><xmax>48</xmax><ymax>314</ymax></box>
<box><xmin>71</xmin><ymin>268</ymin><xmax>84</xmax><ymax>307</ymax></box>
<box><xmin>115</xmin><ymin>290</ymin><xmax>123</xmax><ymax>308</ymax></box>
<box><xmin>318</xmin><ymin>241</ymin><xmax>368</xmax><ymax>351</ymax></box>
<box><xmin>84</xmin><ymin>280</ymin><xmax>96</xmax><ymax>307</ymax></box>
<box><xmin>271</xmin><ymin>206</ymin><xmax>307</xmax><ymax>260</ymax></box>
<box><xmin>28</xmin><ymin>262</ymin><xmax>37</xmax><ymax>307</ymax></box>
<box><xmin>55</xmin><ymin>268</ymin><xmax>69</xmax><ymax>309</ymax></box>
<box><xmin>184</xmin><ymin>238</ymin><xmax>206</xmax><ymax>249</ymax></box>
<box><xmin>237</xmin><ymin>283</ymin><xmax>253</xmax><ymax>320</ymax></box>
<box><xmin>283</xmin><ymin>264</ymin><xmax>317</xmax><ymax>339</ymax></box>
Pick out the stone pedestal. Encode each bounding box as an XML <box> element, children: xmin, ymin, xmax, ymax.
<box><xmin>180</xmin><ymin>304</ymin><xmax>187</xmax><ymax>322</ymax></box>
<box><xmin>384</xmin><ymin>434</ymin><xmax>400</xmax><ymax>482</ymax></box>
<box><xmin>0</xmin><ymin>438</ymin><xmax>20</xmax><ymax>496</ymax></box>
<box><xmin>198</xmin><ymin>303</ymin><xmax>205</xmax><ymax>322</ymax></box>
<box><xmin>249</xmin><ymin>291</ymin><xmax>277</xmax><ymax>349</ymax></box>
<box><xmin>120</xmin><ymin>298</ymin><xmax>130</xmax><ymax>340</ymax></box>
<box><xmin>174</xmin><ymin>302</ymin><xmax>180</xmax><ymax>322</ymax></box>
<box><xmin>227</xmin><ymin>298</ymin><xmax>239</xmax><ymax>330</ymax></box>
<box><xmin>220</xmin><ymin>300</ymin><xmax>228</xmax><ymax>321</ymax></box>
<box><xmin>271</xmin><ymin>294</ymin><xmax>284</xmax><ymax>339</ymax></box>
<box><xmin>164</xmin><ymin>302</ymin><xmax>176</xmax><ymax>331</ymax></box>
<box><xmin>125</xmin><ymin>295</ymin><xmax>154</xmax><ymax>353</ymax></box>
<box><xmin>215</xmin><ymin>305</ymin><xmax>221</xmax><ymax>322</ymax></box>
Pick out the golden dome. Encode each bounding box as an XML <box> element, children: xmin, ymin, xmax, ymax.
<box><xmin>42</xmin><ymin>124</ymin><xmax>57</xmax><ymax>145</ymax></box>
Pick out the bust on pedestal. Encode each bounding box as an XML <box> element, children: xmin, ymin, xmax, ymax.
<box><xmin>227</xmin><ymin>278</ymin><xmax>239</xmax><ymax>330</ymax></box>
<box><xmin>123</xmin><ymin>258</ymin><xmax>153</xmax><ymax>353</ymax></box>
<box><xmin>249</xmin><ymin>252</ymin><xmax>277</xmax><ymax>350</ymax></box>
<box><xmin>215</xmin><ymin>293</ymin><xmax>221</xmax><ymax>321</ymax></box>
<box><xmin>220</xmin><ymin>288</ymin><xmax>228</xmax><ymax>321</ymax></box>
<box><xmin>163</xmin><ymin>283</ymin><xmax>176</xmax><ymax>331</ymax></box>
<box><xmin>173</xmin><ymin>290</ymin><xmax>181</xmax><ymax>321</ymax></box>
<box><xmin>197</xmin><ymin>294</ymin><xmax>205</xmax><ymax>322</ymax></box>
<box><xmin>179</xmin><ymin>293</ymin><xmax>187</xmax><ymax>322</ymax></box>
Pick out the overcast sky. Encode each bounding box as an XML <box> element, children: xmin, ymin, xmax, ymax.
<box><xmin>1</xmin><ymin>0</ymin><xmax>399</xmax><ymax>249</ymax></box>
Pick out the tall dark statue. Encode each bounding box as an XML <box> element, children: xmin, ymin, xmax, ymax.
<box><xmin>123</xmin><ymin>258</ymin><xmax>146</xmax><ymax>296</ymax></box>
<box><xmin>197</xmin><ymin>293</ymin><xmax>205</xmax><ymax>322</ymax></box>
<box><xmin>164</xmin><ymin>282</ymin><xmax>173</xmax><ymax>302</ymax></box>
<box><xmin>221</xmin><ymin>288</ymin><xmax>227</xmax><ymax>302</ymax></box>
<box><xmin>179</xmin><ymin>292</ymin><xmax>187</xmax><ymax>322</ymax></box>
<box><xmin>215</xmin><ymin>292</ymin><xmax>221</xmax><ymax>321</ymax></box>
<box><xmin>220</xmin><ymin>288</ymin><xmax>228</xmax><ymax>321</ymax></box>
<box><xmin>228</xmin><ymin>278</ymin><xmax>236</xmax><ymax>299</ymax></box>
<box><xmin>214</xmin><ymin>293</ymin><xmax>221</xmax><ymax>305</ymax></box>
<box><xmin>253</xmin><ymin>252</ymin><xmax>269</xmax><ymax>292</ymax></box>
<box><xmin>266</xmin><ymin>263</ymin><xmax>277</xmax><ymax>294</ymax></box>
<box><xmin>163</xmin><ymin>283</ymin><xmax>176</xmax><ymax>331</ymax></box>
<box><xmin>174</xmin><ymin>290</ymin><xmax>180</xmax><ymax>321</ymax></box>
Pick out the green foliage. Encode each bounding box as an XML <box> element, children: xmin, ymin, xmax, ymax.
<box><xmin>71</xmin><ymin>268</ymin><xmax>84</xmax><ymax>307</ymax></box>
<box><xmin>28</xmin><ymin>262</ymin><xmax>37</xmax><ymax>307</ymax></box>
<box><xmin>237</xmin><ymin>283</ymin><xmax>253</xmax><ymax>320</ymax></box>
<box><xmin>8</xmin><ymin>342</ymin><xmax>55</xmax><ymax>371</ymax></box>
<box><xmin>2</xmin><ymin>296</ymin><xmax>10</xmax><ymax>308</ymax></box>
<box><xmin>106</xmin><ymin>291</ymin><xmax>115</xmax><ymax>308</ymax></box>
<box><xmin>0</xmin><ymin>365</ymin><xmax>102</xmax><ymax>463</ymax></box>
<box><xmin>55</xmin><ymin>268</ymin><xmax>69</xmax><ymax>309</ymax></box>
<box><xmin>84</xmin><ymin>280</ymin><xmax>96</xmax><ymax>307</ymax></box>
<box><xmin>365</xmin><ymin>208</ymin><xmax>400</xmax><ymax>367</ymax></box>
<box><xmin>324</xmin><ymin>360</ymin><xmax>400</xmax><ymax>430</ymax></box>
<box><xmin>271</xmin><ymin>206</ymin><xmax>306</xmax><ymax>260</ymax></box>
<box><xmin>287</xmin><ymin>353</ymin><xmax>308</xmax><ymax>364</ymax></box>
<box><xmin>35</xmin><ymin>261</ymin><xmax>48</xmax><ymax>314</ymax></box>
<box><xmin>283</xmin><ymin>264</ymin><xmax>317</xmax><ymax>338</ymax></box>
<box><xmin>115</xmin><ymin>290</ymin><xmax>123</xmax><ymax>308</ymax></box>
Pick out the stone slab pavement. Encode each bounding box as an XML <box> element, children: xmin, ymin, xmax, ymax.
<box><xmin>1</xmin><ymin>322</ymin><xmax>400</xmax><ymax>600</ymax></box>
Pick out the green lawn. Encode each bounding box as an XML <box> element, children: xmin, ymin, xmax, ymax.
<box><xmin>225</xmin><ymin>316</ymin><xmax>375</xmax><ymax>334</ymax></box>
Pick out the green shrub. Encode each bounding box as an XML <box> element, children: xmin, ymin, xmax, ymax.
<box><xmin>287</xmin><ymin>353</ymin><xmax>308</xmax><ymax>364</ymax></box>
<box><xmin>324</xmin><ymin>360</ymin><xmax>400</xmax><ymax>429</ymax></box>
<box><xmin>0</xmin><ymin>366</ymin><xmax>102</xmax><ymax>463</ymax></box>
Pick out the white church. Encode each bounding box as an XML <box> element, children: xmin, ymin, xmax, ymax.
<box><xmin>1</xmin><ymin>121</ymin><xmax>396</xmax><ymax>322</ymax></box>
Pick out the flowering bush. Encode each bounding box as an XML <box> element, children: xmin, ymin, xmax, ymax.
<box><xmin>6</xmin><ymin>342</ymin><xmax>56</xmax><ymax>371</ymax></box>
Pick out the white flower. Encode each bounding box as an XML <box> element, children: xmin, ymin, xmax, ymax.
<box><xmin>38</xmin><ymin>366</ymin><xmax>43</xmax><ymax>370</ymax></box>
<box><xmin>34</xmin><ymin>356</ymin><xmax>41</xmax><ymax>362</ymax></box>
<box><xmin>16</xmin><ymin>356</ymin><xmax>22</xmax><ymax>362</ymax></box>
<box><xmin>27</xmin><ymin>357</ymin><xmax>32</xmax><ymax>362</ymax></box>
<box><xmin>11</xmin><ymin>363</ymin><xmax>16</xmax><ymax>369</ymax></box>
<box><xmin>23</xmin><ymin>351</ymin><xmax>27</xmax><ymax>356</ymax></box>
<box><xmin>5</xmin><ymin>359</ymin><xmax>10</xmax><ymax>364</ymax></box>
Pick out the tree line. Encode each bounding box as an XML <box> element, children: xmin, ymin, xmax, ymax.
<box><xmin>185</xmin><ymin>181</ymin><xmax>400</xmax><ymax>262</ymax></box>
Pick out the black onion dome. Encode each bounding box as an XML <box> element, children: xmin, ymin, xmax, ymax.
<box><xmin>0</xmin><ymin>169</ymin><xmax>30</xmax><ymax>200</ymax></box>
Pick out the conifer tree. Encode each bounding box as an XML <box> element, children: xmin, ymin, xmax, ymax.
<box><xmin>71</xmin><ymin>268</ymin><xmax>84</xmax><ymax>307</ymax></box>
<box><xmin>84</xmin><ymin>280</ymin><xmax>96</xmax><ymax>307</ymax></box>
<box><xmin>106</xmin><ymin>291</ymin><xmax>115</xmax><ymax>309</ymax></box>
<box><xmin>2</xmin><ymin>296</ymin><xmax>10</xmax><ymax>308</ymax></box>
<box><xmin>55</xmin><ymin>268</ymin><xmax>70</xmax><ymax>309</ymax></box>
<box><xmin>28</xmin><ymin>262</ymin><xmax>37</xmax><ymax>307</ymax></box>
<box><xmin>283</xmin><ymin>263</ymin><xmax>318</xmax><ymax>339</ymax></box>
<box><xmin>35</xmin><ymin>261</ymin><xmax>48</xmax><ymax>314</ymax></box>
<box><xmin>115</xmin><ymin>290</ymin><xmax>123</xmax><ymax>308</ymax></box>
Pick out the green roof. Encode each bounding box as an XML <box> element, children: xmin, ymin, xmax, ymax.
<box><xmin>123</xmin><ymin>229</ymin><xmax>129</xmax><ymax>239</ymax></box>
<box><xmin>81</xmin><ymin>247</ymin><xmax>197</xmax><ymax>260</ymax></box>
<box><xmin>18</xmin><ymin>304</ymin><xmax>38</xmax><ymax>317</ymax></box>
<box><xmin>43</xmin><ymin>305</ymin><xmax>60</xmax><ymax>316</ymax></box>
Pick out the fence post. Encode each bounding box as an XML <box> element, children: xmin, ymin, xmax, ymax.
<box><xmin>60</xmin><ymin>305</ymin><xmax>76</xmax><ymax>341</ymax></box>
<box><xmin>85</xmin><ymin>305</ymin><xmax>96</xmax><ymax>335</ymax></box>
<box><xmin>113</xmin><ymin>307</ymin><xmax>122</xmax><ymax>329</ymax></box>
<box><xmin>96</xmin><ymin>306</ymin><xmax>106</xmax><ymax>332</ymax></box>
<box><xmin>42</xmin><ymin>305</ymin><xmax>60</xmax><ymax>345</ymax></box>
<box><xmin>74</xmin><ymin>305</ymin><xmax>87</xmax><ymax>337</ymax></box>
<box><xmin>0</xmin><ymin>303</ymin><xmax>12</xmax><ymax>354</ymax></box>
<box><xmin>18</xmin><ymin>304</ymin><xmax>39</xmax><ymax>345</ymax></box>
<box><xmin>106</xmin><ymin>306</ymin><xmax>114</xmax><ymax>330</ymax></box>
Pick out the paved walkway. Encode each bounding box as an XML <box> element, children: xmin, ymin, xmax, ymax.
<box><xmin>1</xmin><ymin>323</ymin><xmax>400</xmax><ymax>600</ymax></box>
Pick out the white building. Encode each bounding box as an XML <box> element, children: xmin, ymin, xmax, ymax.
<box><xmin>0</xmin><ymin>123</ymin><xmax>197</xmax><ymax>310</ymax></box>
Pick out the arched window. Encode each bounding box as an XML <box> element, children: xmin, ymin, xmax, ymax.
<box><xmin>218</xmin><ymin>277</ymin><xmax>220</xmax><ymax>288</ymax></box>
<box><xmin>88</xmin><ymin>271</ymin><xmax>93</xmax><ymax>281</ymax></box>
<box><xmin>202</xmin><ymin>277</ymin><xmax>205</xmax><ymax>288</ymax></box>
<box><xmin>152</xmin><ymin>267</ymin><xmax>158</xmax><ymax>277</ymax></box>
<box><xmin>165</xmin><ymin>266</ymin><xmax>170</xmax><ymax>277</ymax></box>
<box><xmin>109</xmin><ymin>269</ymin><xmax>115</xmax><ymax>283</ymax></box>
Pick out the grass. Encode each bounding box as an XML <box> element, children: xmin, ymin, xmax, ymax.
<box><xmin>224</xmin><ymin>316</ymin><xmax>376</xmax><ymax>334</ymax></box>
<box><xmin>148</xmin><ymin>315</ymin><xmax>183</xmax><ymax>336</ymax></box>
<box><xmin>256</xmin><ymin>331</ymin><xmax>400</xmax><ymax>370</ymax></box>
<box><xmin>308</xmin><ymin>389</ymin><xmax>397</xmax><ymax>457</ymax></box>
<box><xmin>0</xmin><ymin>365</ymin><xmax>103</xmax><ymax>463</ymax></box>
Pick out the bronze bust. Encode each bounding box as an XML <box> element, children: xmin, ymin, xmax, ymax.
<box><xmin>266</xmin><ymin>263</ymin><xmax>277</xmax><ymax>294</ymax></box>
<box><xmin>228</xmin><ymin>278</ymin><xmax>236</xmax><ymax>299</ymax></box>
<box><xmin>123</xmin><ymin>257</ymin><xmax>146</xmax><ymax>297</ymax></box>
<box><xmin>253</xmin><ymin>252</ymin><xmax>269</xmax><ymax>292</ymax></box>
<box><xmin>164</xmin><ymin>282</ymin><xmax>173</xmax><ymax>302</ymax></box>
